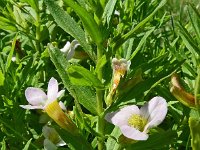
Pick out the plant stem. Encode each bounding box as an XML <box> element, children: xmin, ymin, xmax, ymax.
<box><xmin>194</xmin><ymin>67</ymin><xmax>200</xmax><ymax>114</ymax></box>
<box><xmin>96</xmin><ymin>44</ymin><xmax>105</xmax><ymax>150</ymax></box>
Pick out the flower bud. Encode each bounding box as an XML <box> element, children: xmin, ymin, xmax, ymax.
<box><xmin>170</xmin><ymin>74</ymin><xmax>196</xmax><ymax>108</ymax></box>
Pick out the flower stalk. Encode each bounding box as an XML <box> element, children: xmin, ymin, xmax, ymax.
<box><xmin>96</xmin><ymin>44</ymin><xmax>105</xmax><ymax>150</ymax></box>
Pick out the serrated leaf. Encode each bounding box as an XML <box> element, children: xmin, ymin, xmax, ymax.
<box><xmin>68</xmin><ymin>65</ymin><xmax>104</xmax><ymax>88</ymax></box>
<box><xmin>44</xmin><ymin>0</ymin><xmax>95</xmax><ymax>60</ymax></box>
<box><xmin>48</xmin><ymin>44</ymin><xmax>98</xmax><ymax>115</ymax></box>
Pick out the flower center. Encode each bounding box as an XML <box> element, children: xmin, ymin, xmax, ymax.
<box><xmin>128</xmin><ymin>114</ymin><xmax>147</xmax><ymax>131</ymax></box>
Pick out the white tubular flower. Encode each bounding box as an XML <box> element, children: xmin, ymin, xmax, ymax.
<box><xmin>105</xmin><ymin>97</ymin><xmax>168</xmax><ymax>140</ymax></box>
<box><xmin>43</xmin><ymin>125</ymin><xmax>66</xmax><ymax>149</ymax></box>
<box><xmin>20</xmin><ymin>78</ymin><xmax>78</xmax><ymax>134</ymax></box>
<box><xmin>60</xmin><ymin>40</ymin><xmax>80</xmax><ymax>60</ymax></box>
<box><xmin>20</xmin><ymin>77</ymin><xmax>64</xmax><ymax>110</ymax></box>
<box><xmin>112</xmin><ymin>58</ymin><xmax>131</xmax><ymax>89</ymax></box>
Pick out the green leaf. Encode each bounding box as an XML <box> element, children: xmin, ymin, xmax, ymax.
<box><xmin>0</xmin><ymin>16</ymin><xmax>17</xmax><ymax>32</ymax></box>
<box><xmin>48</xmin><ymin>44</ymin><xmax>98</xmax><ymax>115</ymax></box>
<box><xmin>22</xmin><ymin>138</ymin><xmax>32</xmax><ymax>150</ymax></box>
<box><xmin>95</xmin><ymin>55</ymin><xmax>107</xmax><ymax>74</ymax></box>
<box><xmin>188</xmin><ymin>4</ymin><xmax>200</xmax><ymax>43</ymax></box>
<box><xmin>129</xmin><ymin>27</ymin><xmax>155</xmax><ymax>60</ymax></box>
<box><xmin>55</xmin><ymin>126</ymin><xmax>93</xmax><ymax>150</ymax></box>
<box><xmin>0</xmin><ymin>139</ymin><xmax>6</xmax><ymax>150</ymax></box>
<box><xmin>126</xmin><ymin>130</ymin><xmax>177</xmax><ymax>150</ymax></box>
<box><xmin>0</xmin><ymin>70</ymin><xmax>4</xmax><ymax>86</ymax></box>
<box><xmin>112</xmin><ymin>0</ymin><xmax>167</xmax><ymax>50</ymax></box>
<box><xmin>44</xmin><ymin>0</ymin><xmax>95</xmax><ymax>60</ymax></box>
<box><xmin>20</xmin><ymin>0</ymin><xmax>39</xmax><ymax>12</ymax></box>
<box><xmin>106</xmin><ymin>127</ymin><xmax>121</xmax><ymax>150</ymax></box>
<box><xmin>62</xmin><ymin>0</ymin><xmax>103</xmax><ymax>45</ymax></box>
<box><xmin>68</xmin><ymin>65</ymin><xmax>104</xmax><ymax>88</ymax></box>
<box><xmin>102</xmin><ymin>0</ymin><xmax>117</xmax><ymax>25</ymax></box>
<box><xmin>5</xmin><ymin>34</ymin><xmax>17</xmax><ymax>72</ymax></box>
<box><xmin>177</xmin><ymin>22</ymin><xmax>200</xmax><ymax>56</ymax></box>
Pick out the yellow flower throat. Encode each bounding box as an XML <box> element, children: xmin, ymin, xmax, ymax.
<box><xmin>128</xmin><ymin>114</ymin><xmax>147</xmax><ymax>131</ymax></box>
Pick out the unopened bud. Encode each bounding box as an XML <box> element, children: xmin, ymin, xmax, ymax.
<box><xmin>170</xmin><ymin>74</ymin><xmax>196</xmax><ymax>108</ymax></box>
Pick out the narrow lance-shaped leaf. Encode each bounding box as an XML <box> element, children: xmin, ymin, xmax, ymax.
<box><xmin>0</xmin><ymin>70</ymin><xmax>5</xmax><ymax>86</ymax></box>
<box><xmin>188</xmin><ymin>4</ymin><xmax>200</xmax><ymax>43</ymax></box>
<box><xmin>63</xmin><ymin>0</ymin><xmax>103</xmax><ymax>45</ymax></box>
<box><xmin>21</xmin><ymin>0</ymin><xmax>39</xmax><ymax>12</ymax></box>
<box><xmin>0</xmin><ymin>16</ymin><xmax>17</xmax><ymax>32</ymax></box>
<box><xmin>6</xmin><ymin>34</ymin><xmax>17</xmax><ymax>72</ymax></box>
<box><xmin>44</xmin><ymin>0</ymin><xmax>95</xmax><ymax>60</ymax></box>
<box><xmin>177</xmin><ymin>22</ymin><xmax>200</xmax><ymax>56</ymax></box>
<box><xmin>47</xmin><ymin>44</ymin><xmax>98</xmax><ymax>115</ymax></box>
<box><xmin>129</xmin><ymin>27</ymin><xmax>155</xmax><ymax>60</ymax></box>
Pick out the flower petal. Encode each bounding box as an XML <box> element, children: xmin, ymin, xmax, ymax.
<box><xmin>120</xmin><ymin>125</ymin><xmax>149</xmax><ymax>140</ymax></box>
<box><xmin>25</xmin><ymin>87</ymin><xmax>47</xmax><ymax>106</ymax></box>
<box><xmin>57</xmin><ymin>90</ymin><xmax>65</xmax><ymax>99</ymax></box>
<box><xmin>60</xmin><ymin>41</ymin><xmax>70</xmax><ymax>53</ymax></box>
<box><xmin>47</xmin><ymin>77</ymin><xmax>58</xmax><ymax>104</ymax></box>
<box><xmin>44</xmin><ymin>139</ymin><xmax>57</xmax><ymax>150</ymax></box>
<box><xmin>67</xmin><ymin>40</ymin><xmax>80</xmax><ymax>60</ymax></box>
<box><xmin>140</xmin><ymin>97</ymin><xmax>168</xmax><ymax>132</ymax></box>
<box><xmin>105</xmin><ymin>105</ymin><xmax>140</xmax><ymax>126</ymax></box>
<box><xmin>59</xmin><ymin>101</ymin><xmax>67</xmax><ymax>111</ymax></box>
<box><xmin>20</xmin><ymin>105</ymin><xmax>43</xmax><ymax>109</ymax></box>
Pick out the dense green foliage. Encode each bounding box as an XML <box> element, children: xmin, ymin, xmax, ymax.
<box><xmin>0</xmin><ymin>0</ymin><xmax>200</xmax><ymax>149</ymax></box>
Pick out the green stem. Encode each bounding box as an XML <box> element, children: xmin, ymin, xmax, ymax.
<box><xmin>194</xmin><ymin>67</ymin><xmax>200</xmax><ymax>114</ymax></box>
<box><xmin>189</xmin><ymin>117</ymin><xmax>200</xmax><ymax>150</ymax></box>
<box><xmin>96</xmin><ymin>44</ymin><xmax>105</xmax><ymax>150</ymax></box>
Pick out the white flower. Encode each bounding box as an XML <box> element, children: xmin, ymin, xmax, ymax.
<box><xmin>20</xmin><ymin>77</ymin><xmax>65</xmax><ymax>110</ymax></box>
<box><xmin>105</xmin><ymin>97</ymin><xmax>167</xmax><ymax>140</ymax></box>
<box><xmin>60</xmin><ymin>40</ymin><xmax>80</xmax><ymax>60</ymax></box>
<box><xmin>43</xmin><ymin>125</ymin><xmax>66</xmax><ymax>150</ymax></box>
